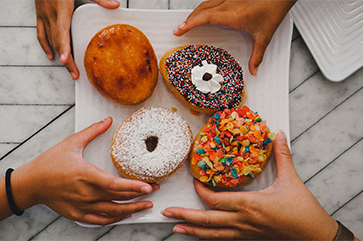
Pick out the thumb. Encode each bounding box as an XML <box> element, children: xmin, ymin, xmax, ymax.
<box><xmin>92</xmin><ymin>0</ymin><xmax>120</xmax><ymax>9</ymax></box>
<box><xmin>70</xmin><ymin>117</ymin><xmax>113</xmax><ymax>148</ymax></box>
<box><xmin>273</xmin><ymin>130</ymin><xmax>297</xmax><ymax>180</ymax></box>
<box><xmin>249</xmin><ymin>36</ymin><xmax>270</xmax><ymax>76</ymax></box>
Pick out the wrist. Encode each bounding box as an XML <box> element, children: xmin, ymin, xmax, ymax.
<box><xmin>11</xmin><ymin>163</ymin><xmax>39</xmax><ymax>212</ymax></box>
<box><xmin>333</xmin><ymin>221</ymin><xmax>356</xmax><ymax>241</ymax></box>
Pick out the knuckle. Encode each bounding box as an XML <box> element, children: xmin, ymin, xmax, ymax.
<box><xmin>106</xmin><ymin>178</ymin><xmax>118</xmax><ymax>190</ymax></box>
<box><xmin>201</xmin><ymin>213</ymin><xmax>212</xmax><ymax>227</ymax></box>
<box><xmin>97</xmin><ymin>219</ymin><xmax>110</xmax><ymax>226</ymax></box>
<box><xmin>94</xmin><ymin>217</ymin><xmax>113</xmax><ymax>226</ymax></box>
<box><xmin>201</xmin><ymin>10</ymin><xmax>213</xmax><ymax>22</ymax></box>
<box><xmin>254</xmin><ymin>54</ymin><xmax>264</xmax><ymax>65</ymax></box>
<box><xmin>211</xmin><ymin>230</ymin><xmax>223</xmax><ymax>240</ymax></box>
<box><xmin>67</xmin><ymin>209</ymin><xmax>81</xmax><ymax>221</ymax></box>
<box><xmin>81</xmin><ymin>194</ymin><xmax>94</xmax><ymax>203</ymax></box>
<box><xmin>77</xmin><ymin>188</ymin><xmax>96</xmax><ymax>203</ymax></box>
<box><xmin>279</xmin><ymin>144</ymin><xmax>292</xmax><ymax>156</ymax></box>
<box><xmin>205</xmin><ymin>194</ymin><xmax>220</xmax><ymax>209</ymax></box>
<box><xmin>198</xmin><ymin>1</ymin><xmax>209</xmax><ymax>8</ymax></box>
<box><xmin>132</xmin><ymin>203</ymin><xmax>146</xmax><ymax>213</ymax></box>
<box><xmin>36</xmin><ymin>31</ymin><xmax>45</xmax><ymax>42</ymax></box>
<box><xmin>88</xmin><ymin>122</ymin><xmax>99</xmax><ymax>130</ymax></box>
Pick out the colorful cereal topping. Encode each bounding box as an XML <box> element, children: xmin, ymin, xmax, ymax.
<box><xmin>191</xmin><ymin>106</ymin><xmax>276</xmax><ymax>187</ymax></box>
<box><xmin>164</xmin><ymin>44</ymin><xmax>244</xmax><ymax>111</ymax></box>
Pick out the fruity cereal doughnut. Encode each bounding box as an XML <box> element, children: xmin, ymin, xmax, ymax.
<box><xmin>189</xmin><ymin>106</ymin><xmax>276</xmax><ymax>187</ymax></box>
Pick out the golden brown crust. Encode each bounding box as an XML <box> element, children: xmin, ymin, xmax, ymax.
<box><xmin>159</xmin><ymin>45</ymin><xmax>247</xmax><ymax>114</ymax></box>
<box><xmin>84</xmin><ymin>24</ymin><xmax>158</xmax><ymax>105</ymax></box>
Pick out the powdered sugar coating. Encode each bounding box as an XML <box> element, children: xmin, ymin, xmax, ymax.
<box><xmin>110</xmin><ymin>107</ymin><xmax>193</xmax><ymax>182</ymax></box>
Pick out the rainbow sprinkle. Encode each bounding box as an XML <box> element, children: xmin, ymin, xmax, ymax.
<box><xmin>191</xmin><ymin>106</ymin><xmax>276</xmax><ymax>187</ymax></box>
<box><xmin>164</xmin><ymin>45</ymin><xmax>244</xmax><ymax>111</ymax></box>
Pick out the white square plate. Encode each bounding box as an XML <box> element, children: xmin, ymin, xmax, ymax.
<box><xmin>291</xmin><ymin>0</ymin><xmax>363</xmax><ymax>82</ymax></box>
<box><xmin>71</xmin><ymin>4</ymin><xmax>292</xmax><ymax>226</ymax></box>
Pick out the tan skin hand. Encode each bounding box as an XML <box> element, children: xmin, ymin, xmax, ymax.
<box><xmin>1</xmin><ymin>117</ymin><xmax>158</xmax><ymax>225</ymax></box>
<box><xmin>34</xmin><ymin>0</ymin><xmax>120</xmax><ymax>80</ymax></box>
<box><xmin>173</xmin><ymin>0</ymin><xmax>296</xmax><ymax>76</ymax></box>
<box><xmin>162</xmin><ymin>131</ymin><xmax>340</xmax><ymax>240</ymax></box>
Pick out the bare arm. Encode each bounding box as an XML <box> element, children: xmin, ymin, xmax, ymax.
<box><xmin>1</xmin><ymin>117</ymin><xmax>158</xmax><ymax>225</ymax></box>
<box><xmin>163</xmin><ymin>131</ymin><xmax>359</xmax><ymax>240</ymax></box>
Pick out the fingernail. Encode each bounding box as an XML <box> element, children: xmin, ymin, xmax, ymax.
<box><xmin>161</xmin><ymin>210</ymin><xmax>174</xmax><ymax>218</ymax></box>
<box><xmin>145</xmin><ymin>203</ymin><xmax>153</xmax><ymax>209</ymax></box>
<box><xmin>152</xmin><ymin>184</ymin><xmax>160</xmax><ymax>191</ymax></box>
<box><xmin>276</xmin><ymin>130</ymin><xmax>287</xmax><ymax>144</ymax></box>
<box><xmin>71</xmin><ymin>72</ymin><xmax>78</xmax><ymax>79</ymax></box>
<box><xmin>173</xmin><ymin>226</ymin><xmax>187</xmax><ymax>234</ymax></box>
<box><xmin>173</xmin><ymin>22</ymin><xmax>186</xmax><ymax>33</ymax></box>
<box><xmin>47</xmin><ymin>54</ymin><xmax>53</xmax><ymax>60</ymax></box>
<box><xmin>141</xmin><ymin>186</ymin><xmax>152</xmax><ymax>193</ymax></box>
<box><xmin>60</xmin><ymin>53</ymin><xmax>66</xmax><ymax>62</ymax></box>
<box><xmin>252</xmin><ymin>67</ymin><xmax>258</xmax><ymax>76</ymax></box>
<box><xmin>102</xmin><ymin>116</ymin><xmax>112</xmax><ymax>124</ymax></box>
<box><xmin>179</xmin><ymin>21</ymin><xmax>186</xmax><ymax>29</ymax></box>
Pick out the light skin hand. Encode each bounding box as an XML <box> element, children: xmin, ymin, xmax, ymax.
<box><xmin>34</xmin><ymin>0</ymin><xmax>120</xmax><ymax>80</ymax></box>
<box><xmin>162</xmin><ymin>131</ymin><xmax>340</xmax><ymax>240</ymax></box>
<box><xmin>1</xmin><ymin>117</ymin><xmax>158</xmax><ymax>225</ymax></box>
<box><xmin>173</xmin><ymin>0</ymin><xmax>296</xmax><ymax>76</ymax></box>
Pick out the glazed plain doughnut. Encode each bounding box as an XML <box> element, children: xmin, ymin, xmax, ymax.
<box><xmin>189</xmin><ymin>106</ymin><xmax>275</xmax><ymax>188</ymax></box>
<box><xmin>84</xmin><ymin>24</ymin><xmax>158</xmax><ymax>106</ymax></box>
<box><xmin>160</xmin><ymin>44</ymin><xmax>247</xmax><ymax>114</ymax></box>
<box><xmin>110</xmin><ymin>107</ymin><xmax>193</xmax><ymax>183</ymax></box>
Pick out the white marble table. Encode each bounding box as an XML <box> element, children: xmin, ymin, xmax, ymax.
<box><xmin>1</xmin><ymin>0</ymin><xmax>362</xmax><ymax>240</ymax></box>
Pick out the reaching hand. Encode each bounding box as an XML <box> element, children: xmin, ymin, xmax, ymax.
<box><xmin>162</xmin><ymin>131</ymin><xmax>338</xmax><ymax>240</ymax></box>
<box><xmin>173</xmin><ymin>0</ymin><xmax>296</xmax><ymax>76</ymax></box>
<box><xmin>34</xmin><ymin>0</ymin><xmax>120</xmax><ymax>80</ymax></box>
<box><xmin>10</xmin><ymin>117</ymin><xmax>158</xmax><ymax>225</ymax></box>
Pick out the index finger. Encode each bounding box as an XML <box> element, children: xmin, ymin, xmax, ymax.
<box><xmin>173</xmin><ymin>11</ymin><xmax>218</xmax><ymax>36</ymax></box>
<box><xmin>173</xmin><ymin>0</ymin><xmax>225</xmax><ymax>36</ymax></box>
<box><xmin>68</xmin><ymin>117</ymin><xmax>113</xmax><ymax>149</ymax></box>
<box><xmin>87</xmin><ymin>165</ymin><xmax>154</xmax><ymax>194</ymax></box>
<box><xmin>56</xmin><ymin>8</ymin><xmax>79</xmax><ymax>80</ymax></box>
<box><xmin>162</xmin><ymin>207</ymin><xmax>237</xmax><ymax>228</ymax></box>
<box><xmin>63</xmin><ymin>55</ymin><xmax>80</xmax><ymax>80</ymax></box>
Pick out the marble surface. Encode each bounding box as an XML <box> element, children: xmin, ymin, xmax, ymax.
<box><xmin>0</xmin><ymin>0</ymin><xmax>362</xmax><ymax>240</ymax></box>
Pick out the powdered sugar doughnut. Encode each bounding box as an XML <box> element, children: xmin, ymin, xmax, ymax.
<box><xmin>110</xmin><ymin>107</ymin><xmax>193</xmax><ymax>183</ymax></box>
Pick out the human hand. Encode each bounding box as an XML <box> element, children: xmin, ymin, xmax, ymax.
<box><xmin>173</xmin><ymin>0</ymin><xmax>296</xmax><ymax>76</ymax></box>
<box><xmin>162</xmin><ymin>131</ymin><xmax>339</xmax><ymax>240</ymax></box>
<box><xmin>11</xmin><ymin>117</ymin><xmax>158</xmax><ymax>225</ymax></box>
<box><xmin>35</xmin><ymin>0</ymin><xmax>120</xmax><ymax>80</ymax></box>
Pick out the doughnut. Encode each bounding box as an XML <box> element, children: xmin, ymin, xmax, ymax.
<box><xmin>84</xmin><ymin>24</ymin><xmax>158</xmax><ymax>106</ymax></box>
<box><xmin>160</xmin><ymin>44</ymin><xmax>247</xmax><ymax>114</ymax></box>
<box><xmin>110</xmin><ymin>107</ymin><xmax>193</xmax><ymax>183</ymax></box>
<box><xmin>189</xmin><ymin>106</ymin><xmax>275</xmax><ymax>187</ymax></box>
